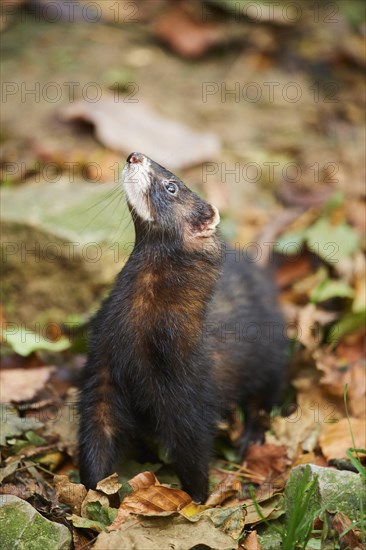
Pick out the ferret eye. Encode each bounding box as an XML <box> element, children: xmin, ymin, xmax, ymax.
<box><xmin>165</xmin><ymin>181</ymin><xmax>178</xmax><ymax>195</ymax></box>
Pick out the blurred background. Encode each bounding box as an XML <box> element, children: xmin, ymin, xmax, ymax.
<box><xmin>1</xmin><ymin>0</ymin><xmax>365</xmax><ymax>329</ymax></box>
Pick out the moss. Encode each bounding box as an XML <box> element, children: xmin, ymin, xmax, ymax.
<box><xmin>0</xmin><ymin>496</ymin><xmax>71</xmax><ymax>550</ymax></box>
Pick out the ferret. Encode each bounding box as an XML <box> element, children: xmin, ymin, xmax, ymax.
<box><xmin>78</xmin><ymin>152</ymin><xmax>287</xmax><ymax>502</ymax></box>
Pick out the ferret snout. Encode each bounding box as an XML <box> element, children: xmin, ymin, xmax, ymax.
<box><xmin>127</xmin><ymin>152</ymin><xmax>144</xmax><ymax>164</ymax></box>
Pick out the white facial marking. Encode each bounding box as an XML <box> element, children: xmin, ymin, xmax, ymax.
<box><xmin>122</xmin><ymin>156</ymin><xmax>154</xmax><ymax>222</ymax></box>
<box><xmin>207</xmin><ymin>205</ymin><xmax>220</xmax><ymax>230</ymax></box>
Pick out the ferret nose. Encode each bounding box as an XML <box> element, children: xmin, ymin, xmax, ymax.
<box><xmin>127</xmin><ymin>152</ymin><xmax>143</xmax><ymax>164</ymax></box>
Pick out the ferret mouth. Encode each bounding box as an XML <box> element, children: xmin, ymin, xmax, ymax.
<box><xmin>122</xmin><ymin>153</ymin><xmax>154</xmax><ymax>222</ymax></box>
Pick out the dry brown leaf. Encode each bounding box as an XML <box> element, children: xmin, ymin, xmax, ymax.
<box><xmin>43</xmin><ymin>388</ymin><xmax>78</xmax><ymax>457</ymax></box>
<box><xmin>242</xmin><ymin>530</ymin><xmax>263</xmax><ymax>550</ymax></box>
<box><xmin>96</xmin><ymin>472</ymin><xmax>121</xmax><ymax>495</ymax></box>
<box><xmin>297</xmin><ymin>303</ymin><xmax>319</xmax><ymax>350</ymax></box>
<box><xmin>61</xmin><ymin>97</ymin><xmax>220</xmax><ymax>170</ymax></box>
<box><xmin>71</xmin><ymin>527</ymin><xmax>90</xmax><ymax>550</ymax></box>
<box><xmin>54</xmin><ymin>474</ymin><xmax>87</xmax><ymax>515</ymax></box>
<box><xmin>292</xmin><ymin>451</ymin><xmax>327</xmax><ymax>468</ymax></box>
<box><xmin>242</xmin><ymin>493</ymin><xmax>284</xmax><ymax>526</ymax></box>
<box><xmin>319</xmin><ymin>417</ymin><xmax>366</xmax><ymax>460</ymax></box>
<box><xmin>0</xmin><ymin>366</ymin><xmax>54</xmax><ymax>403</ymax></box>
<box><xmin>275</xmin><ymin>256</ymin><xmax>311</xmax><ymax>289</ymax></box>
<box><xmin>128</xmin><ymin>471</ymin><xmax>159</xmax><ymax>492</ymax></box>
<box><xmin>332</xmin><ymin>511</ymin><xmax>363</xmax><ymax>549</ymax></box>
<box><xmin>205</xmin><ymin>475</ymin><xmax>241</xmax><ymax>507</ymax></box>
<box><xmin>315</xmin><ymin>349</ymin><xmax>366</xmax><ymax>418</ymax></box>
<box><xmin>97</xmin><ymin>514</ymin><xmax>236</xmax><ymax>550</ymax></box>
<box><xmin>109</xmin><ymin>483</ymin><xmax>192</xmax><ymax>531</ymax></box>
<box><xmin>152</xmin><ymin>5</ymin><xmax>223</xmax><ymax>58</ymax></box>
<box><xmin>243</xmin><ymin>444</ymin><xmax>290</xmax><ymax>483</ymax></box>
<box><xmin>121</xmin><ymin>484</ymin><xmax>192</xmax><ymax>515</ymax></box>
<box><xmin>268</xmin><ymin>414</ymin><xmax>316</xmax><ymax>460</ymax></box>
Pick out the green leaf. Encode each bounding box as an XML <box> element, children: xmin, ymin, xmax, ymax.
<box><xmin>25</xmin><ymin>431</ymin><xmax>47</xmax><ymax>446</ymax></box>
<box><xmin>1</xmin><ymin>327</ymin><xmax>70</xmax><ymax>357</ymax></box>
<box><xmin>324</xmin><ymin>190</ymin><xmax>344</xmax><ymax>213</ymax></box>
<box><xmin>85</xmin><ymin>502</ymin><xmax>117</xmax><ymax>527</ymax></box>
<box><xmin>327</xmin><ymin>311</ymin><xmax>366</xmax><ymax>343</ymax></box>
<box><xmin>305</xmin><ymin>218</ymin><xmax>359</xmax><ymax>263</ymax></box>
<box><xmin>274</xmin><ymin>231</ymin><xmax>306</xmax><ymax>255</ymax></box>
<box><xmin>310</xmin><ymin>279</ymin><xmax>354</xmax><ymax>303</ymax></box>
<box><xmin>9</xmin><ymin>439</ymin><xmax>32</xmax><ymax>454</ymax></box>
<box><xmin>0</xmin><ymin>404</ymin><xmax>43</xmax><ymax>446</ymax></box>
<box><xmin>70</xmin><ymin>515</ymin><xmax>107</xmax><ymax>533</ymax></box>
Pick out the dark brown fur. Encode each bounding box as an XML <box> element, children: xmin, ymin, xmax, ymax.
<box><xmin>78</xmin><ymin>153</ymin><xmax>287</xmax><ymax>502</ymax></box>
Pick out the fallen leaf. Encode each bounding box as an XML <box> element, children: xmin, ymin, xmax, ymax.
<box><xmin>54</xmin><ymin>474</ymin><xmax>87</xmax><ymax>515</ymax></box>
<box><xmin>0</xmin><ymin>404</ymin><xmax>43</xmax><ymax>446</ymax></box>
<box><xmin>34</xmin><ymin>451</ymin><xmax>64</xmax><ymax>471</ymax></box>
<box><xmin>0</xmin><ymin>458</ymin><xmax>21</xmax><ymax>483</ymax></box>
<box><xmin>242</xmin><ymin>530</ymin><xmax>263</xmax><ymax>550</ymax></box>
<box><xmin>69</xmin><ymin>514</ymin><xmax>108</xmax><ymax>533</ymax></box>
<box><xmin>310</xmin><ymin>279</ymin><xmax>354</xmax><ymax>303</ymax></box>
<box><xmin>315</xmin><ymin>349</ymin><xmax>366</xmax><ymax>418</ymax></box>
<box><xmin>0</xmin><ymin>366</ymin><xmax>54</xmax><ymax>403</ymax></box>
<box><xmin>319</xmin><ymin>417</ymin><xmax>366</xmax><ymax>460</ymax></box>
<box><xmin>127</xmin><ymin>471</ymin><xmax>159</xmax><ymax>492</ymax></box>
<box><xmin>268</xmin><ymin>385</ymin><xmax>342</xmax><ymax>459</ymax></box>
<box><xmin>275</xmin><ymin>255</ymin><xmax>311</xmax><ymax>289</ymax></box>
<box><xmin>61</xmin><ymin>96</ymin><xmax>220</xmax><ymax>170</ymax></box>
<box><xmin>205</xmin><ymin>474</ymin><xmax>241</xmax><ymax>506</ymax></box>
<box><xmin>243</xmin><ymin>493</ymin><xmax>285</xmax><ymax>526</ymax></box>
<box><xmin>81</xmin><ymin>489</ymin><xmax>110</xmax><ymax>518</ymax></box>
<box><xmin>305</xmin><ymin>218</ymin><xmax>360</xmax><ymax>263</ymax></box>
<box><xmin>96</xmin><ymin>472</ymin><xmax>122</xmax><ymax>495</ymax></box>
<box><xmin>43</xmin><ymin>388</ymin><xmax>78</xmax><ymax>457</ymax></box>
<box><xmin>95</xmin><ymin>514</ymin><xmax>236</xmax><ymax>550</ymax></box>
<box><xmin>120</xmin><ymin>484</ymin><xmax>191</xmax><ymax>515</ymax></box>
<box><xmin>332</xmin><ymin>511</ymin><xmax>363</xmax><ymax>549</ymax></box>
<box><xmin>1</xmin><ymin>327</ymin><xmax>70</xmax><ymax>356</ymax></box>
<box><xmin>153</xmin><ymin>5</ymin><xmax>223</xmax><ymax>58</ymax></box>
<box><xmin>243</xmin><ymin>444</ymin><xmax>290</xmax><ymax>483</ymax></box>
<box><xmin>205</xmin><ymin>505</ymin><xmax>247</xmax><ymax>540</ymax></box>
<box><xmin>110</xmin><ymin>482</ymin><xmax>192</xmax><ymax>531</ymax></box>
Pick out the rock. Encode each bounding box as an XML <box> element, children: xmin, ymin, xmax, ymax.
<box><xmin>0</xmin><ymin>494</ymin><xmax>71</xmax><ymax>550</ymax></box>
<box><xmin>286</xmin><ymin>464</ymin><xmax>366</xmax><ymax>521</ymax></box>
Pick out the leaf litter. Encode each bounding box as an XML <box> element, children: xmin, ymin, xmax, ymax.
<box><xmin>1</xmin><ymin>1</ymin><xmax>365</xmax><ymax>548</ymax></box>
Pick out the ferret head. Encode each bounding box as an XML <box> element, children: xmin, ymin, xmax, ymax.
<box><xmin>122</xmin><ymin>152</ymin><xmax>220</xmax><ymax>245</ymax></box>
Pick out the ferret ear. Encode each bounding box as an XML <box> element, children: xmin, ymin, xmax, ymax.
<box><xmin>195</xmin><ymin>205</ymin><xmax>220</xmax><ymax>238</ymax></box>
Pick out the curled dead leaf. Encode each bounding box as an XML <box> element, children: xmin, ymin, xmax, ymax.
<box><xmin>54</xmin><ymin>474</ymin><xmax>87</xmax><ymax>515</ymax></box>
<box><xmin>243</xmin><ymin>444</ymin><xmax>290</xmax><ymax>484</ymax></box>
<box><xmin>332</xmin><ymin>511</ymin><xmax>363</xmax><ymax>549</ymax></box>
<box><xmin>319</xmin><ymin>417</ymin><xmax>366</xmax><ymax>460</ymax></box>
<box><xmin>0</xmin><ymin>367</ymin><xmax>54</xmax><ymax>403</ymax></box>
<box><xmin>152</xmin><ymin>5</ymin><xmax>223</xmax><ymax>58</ymax></box>
<box><xmin>128</xmin><ymin>471</ymin><xmax>159</xmax><ymax>492</ymax></box>
<box><xmin>96</xmin><ymin>472</ymin><xmax>121</xmax><ymax>495</ymax></box>
<box><xmin>205</xmin><ymin>475</ymin><xmax>241</xmax><ymax>507</ymax></box>
<box><xmin>315</xmin><ymin>348</ymin><xmax>366</xmax><ymax>418</ymax></box>
<box><xmin>242</xmin><ymin>530</ymin><xmax>263</xmax><ymax>550</ymax></box>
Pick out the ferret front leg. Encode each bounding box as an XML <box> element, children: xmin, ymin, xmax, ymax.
<box><xmin>164</xmin><ymin>418</ymin><xmax>214</xmax><ymax>503</ymax></box>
